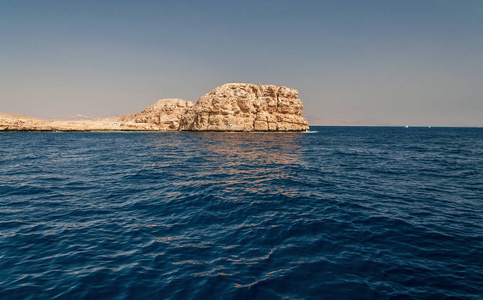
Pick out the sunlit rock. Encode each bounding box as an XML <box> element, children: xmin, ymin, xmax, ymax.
<box><xmin>179</xmin><ymin>83</ymin><xmax>309</xmax><ymax>131</ymax></box>
<box><xmin>120</xmin><ymin>98</ymin><xmax>194</xmax><ymax>130</ymax></box>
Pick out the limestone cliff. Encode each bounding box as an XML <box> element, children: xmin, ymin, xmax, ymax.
<box><xmin>179</xmin><ymin>83</ymin><xmax>309</xmax><ymax>131</ymax></box>
<box><xmin>119</xmin><ymin>99</ymin><xmax>194</xmax><ymax>130</ymax></box>
<box><xmin>1</xmin><ymin>83</ymin><xmax>309</xmax><ymax>132</ymax></box>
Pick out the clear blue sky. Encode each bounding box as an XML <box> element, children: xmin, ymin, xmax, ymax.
<box><xmin>1</xmin><ymin>0</ymin><xmax>482</xmax><ymax>126</ymax></box>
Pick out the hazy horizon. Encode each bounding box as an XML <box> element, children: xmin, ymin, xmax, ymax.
<box><xmin>1</xmin><ymin>1</ymin><xmax>482</xmax><ymax>127</ymax></box>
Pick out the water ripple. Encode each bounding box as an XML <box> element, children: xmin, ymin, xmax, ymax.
<box><xmin>0</xmin><ymin>128</ymin><xmax>482</xmax><ymax>299</ymax></box>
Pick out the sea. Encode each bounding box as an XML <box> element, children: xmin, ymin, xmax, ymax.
<box><xmin>0</xmin><ymin>126</ymin><xmax>482</xmax><ymax>299</ymax></box>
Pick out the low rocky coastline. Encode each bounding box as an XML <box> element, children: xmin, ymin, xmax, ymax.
<box><xmin>1</xmin><ymin>83</ymin><xmax>309</xmax><ymax>132</ymax></box>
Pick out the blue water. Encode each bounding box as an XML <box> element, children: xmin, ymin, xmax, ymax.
<box><xmin>1</xmin><ymin>127</ymin><xmax>482</xmax><ymax>299</ymax></box>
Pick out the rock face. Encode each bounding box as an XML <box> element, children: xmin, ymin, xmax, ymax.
<box><xmin>1</xmin><ymin>83</ymin><xmax>309</xmax><ymax>132</ymax></box>
<box><xmin>179</xmin><ymin>83</ymin><xmax>309</xmax><ymax>131</ymax></box>
<box><xmin>120</xmin><ymin>99</ymin><xmax>194</xmax><ymax>130</ymax></box>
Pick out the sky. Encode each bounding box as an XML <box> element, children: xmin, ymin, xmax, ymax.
<box><xmin>1</xmin><ymin>0</ymin><xmax>482</xmax><ymax>126</ymax></box>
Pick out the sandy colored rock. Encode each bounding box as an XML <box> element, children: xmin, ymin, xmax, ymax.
<box><xmin>119</xmin><ymin>99</ymin><xmax>194</xmax><ymax>130</ymax></box>
<box><xmin>0</xmin><ymin>113</ymin><xmax>153</xmax><ymax>131</ymax></box>
<box><xmin>179</xmin><ymin>83</ymin><xmax>309</xmax><ymax>131</ymax></box>
<box><xmin>1</xmin><ymin>83</ymin><xmax>309</xmax><ymax>132</ymax></box>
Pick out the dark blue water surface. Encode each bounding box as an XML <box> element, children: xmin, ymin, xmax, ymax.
<box><xmin>1</xmin><ymin>127</ymin><xmax>482</xmax><ymax>299</ymax></box>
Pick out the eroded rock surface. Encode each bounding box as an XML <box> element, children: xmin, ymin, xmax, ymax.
<box><xmin>1</xmin><ymin>83</ymin><xmax>309</xmax><ymax>132</ymax></box>
<box><xmin>120</xmin><ymin>99</ymin><xmax>194</xmax><ymax>130</ymax></box>
<box><xmin>179</xmin><ymin>83</ymin><xmax>309</xmax><ymax>131</ymax></box>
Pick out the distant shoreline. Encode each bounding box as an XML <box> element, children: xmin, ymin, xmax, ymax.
<box><xmin>1</xmin><ymin>125</ymin><xmax>481</xmax><ymax>132</ymax></box>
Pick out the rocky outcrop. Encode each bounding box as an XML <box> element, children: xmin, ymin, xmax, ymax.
<box><xmin>0</xmin><ymin>113</ymin><xmax>49</xmax><ymax>131</ymax></box>
<box><xmin>120</xmin><ymin>99</ymin><xmax>194</xmax><ymax>130</ymax></box>
<box><xmin>179</xmin><ymin>83</ymin><xmax>309</xmax><ymax>131</ymax></box>
<box><xmin>0</xmin><ymin>112</ymin><xmax>147</xmax><ymax>131</ymax></box>
<box><xmin>1</xmin><ymin>83</ymin><xmax>309</xmax><ymax>132</ymax></box>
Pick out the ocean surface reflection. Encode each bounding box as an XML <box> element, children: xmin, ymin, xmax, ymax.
<box><xmin>0</xmin><ymin>128</ymin><xmax>482</xmax><ymax>299</ymax></box>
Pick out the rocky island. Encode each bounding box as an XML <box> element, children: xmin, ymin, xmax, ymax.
<box><xmin>0</xmin><ymin>83</ymin><xmax>309</xmax><ymax>132</ymax></box>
